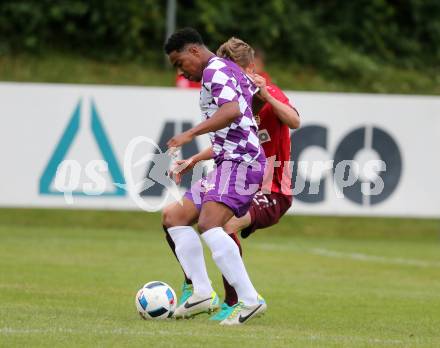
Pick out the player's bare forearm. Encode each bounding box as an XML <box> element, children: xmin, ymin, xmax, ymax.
<box><xmin>167</xmin><ymin>102</ymin><xmax>240</xmax><ymax>148</ymax></box>
<box><xmin>188</xmin><ymin>102</ymin><xmax>241</xmax><ymax>137</ymax></box>
<box><xmin>252</xmin><ymin>73</ymin><xmax>300</xmax><ymax>129</ymax></box>
<box><xmin>266</xmin><ymin>94</ymin><xmax>300</xmax><ymax>129</ymax></box>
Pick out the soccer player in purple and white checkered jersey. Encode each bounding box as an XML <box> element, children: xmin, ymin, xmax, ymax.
<box><xmin>162</xmin><ymin>28</ymin><xmax>267</xmax><ymax>325</ymax></box>
<box><xmin>198</xmin><ymin>57</ymin><xmax>261</xmax><ymax>164</ymax></box>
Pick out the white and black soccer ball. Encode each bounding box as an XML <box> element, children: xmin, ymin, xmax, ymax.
<box><xmin>135</xmin><ymin>281</ymin><xmax>176</xmax><ymax>320</ymax></box>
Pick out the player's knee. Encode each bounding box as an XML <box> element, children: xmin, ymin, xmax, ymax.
<box><xmin>197</xmin><ymin>218</ymin><xmax>215</xmax><ymax>233</ymax></box>
<box><xmin>162</xmin><ymin>203</ymin><xmax>192</xmax><ymax>228</ymax></box>
<box><xmin>197</xmin><ymin>221</ymin><xmax>209</xmax><ymax>233</ymax></box>
<box><xmin>162</xmin><ymin>205</ymin><xmax>178</xmax><ymax>228</ymax></box>
<box><xmin>161</xmin><ymin>207</ymin><xmax>172</xmax><ymax>228</ymax></box>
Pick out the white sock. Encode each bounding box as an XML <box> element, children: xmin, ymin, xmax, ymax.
<box><xmin>167</xmin><ymin>226</ymin><xmax>213</xmax><ymax>297</ymax></box>
<box><xmin>201</xmin><ymin>227</ymin><xmax>259</xmax><ymax>306</ymax></box>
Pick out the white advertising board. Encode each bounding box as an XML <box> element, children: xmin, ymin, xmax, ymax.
<box><xmin>0</xmin><ymin>82</ymin><xmax>439</xmax><ymax>217</ymax></box>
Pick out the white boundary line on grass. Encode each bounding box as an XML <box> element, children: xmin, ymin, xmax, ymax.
<box><xmin>310</xmin><ymin>248</ymin><xmax>440</xmax><ymax>268</ymax></box>
<box><xmin>254</xmin><ymin>243</ymin><xmax>440</xmax><ymax>268</ymax></box>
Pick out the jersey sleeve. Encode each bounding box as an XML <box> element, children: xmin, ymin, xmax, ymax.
<box><xmin>204</xmin><ymin>68</ymin><xmax>239</xmax><ymax>107</ymax></box>
<box><xmin>267</xmin><ymin>85</ymin><xmax>292</xmax><ymax>107</ymax></box>
<box><xmin>267</xmin><ymin>84</ymin><xmax>300</xmax><ymax>116</ymax></box>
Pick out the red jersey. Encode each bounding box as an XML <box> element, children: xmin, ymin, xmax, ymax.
<box><xmin>256</xmin><ymin>84</ymin><xmax>294</xmax><ymax>195</ymax></box>
<box><xmin>258</xmin><ymin>71</ymin><xmax>272</xmax><ymax>85</ymax></box>
<box><xmin>176</xmin><ymin>75</ymin><xmax>201</xmax><ymax>89</ymax></box>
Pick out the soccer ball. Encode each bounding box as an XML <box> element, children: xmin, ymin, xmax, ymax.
<box><xmin>135</xmin><ymin>281</ymin><xmax>176</xmax><ymax>320</ymax></box>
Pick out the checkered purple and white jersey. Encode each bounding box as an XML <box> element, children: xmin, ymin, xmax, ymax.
<box><xmin>200</xmin><ymin>56</ymin><xmax>263</xmax><ymax>163</ymax></box>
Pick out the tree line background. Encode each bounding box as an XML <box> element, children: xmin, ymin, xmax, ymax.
<box><xmin>1</xmin><ymin>0</ymin><xmax>439</xmax><ymax>78</ymax></box>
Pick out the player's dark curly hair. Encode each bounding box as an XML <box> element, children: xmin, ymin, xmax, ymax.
<box><xmin>164</xmin><ymin>27</ymin><xmax>204</xmax><ymax>54</ymax></box>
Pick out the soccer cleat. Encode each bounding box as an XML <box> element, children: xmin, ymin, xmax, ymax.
<box><xmin>219</xmin><ymin>295</ymin><xmax>267</xmax><ymax>325</ymax></box>
<box><xmin>174</xmin><ymin>291</ymin><xmax>220</xmax><ymax>319</ymax></box>
<box><xmin>209</xmin><ymin>302</ymin><xmax>235</xmax><ymax>321</ymax></box>
<box><xmin>177</xmin><ymin>281</ymin><xmax>193</xmax><ymax>306</ymax></box>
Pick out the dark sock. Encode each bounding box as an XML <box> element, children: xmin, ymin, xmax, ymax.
<box><xmin>163</xmin><ymin>225</ymin><xmax>192</xmax><ymax>285</ymax></box>
<box><xmin>222</xmin><ymin>232</ymin><xmax>242</xmax><ymax>306</ymax></box>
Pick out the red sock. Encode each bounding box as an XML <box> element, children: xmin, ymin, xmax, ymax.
<box><xmin>163</xmin><ymin>225</ymin><xmax>192</xmax><ymax>285</ymax></box>
<box><xmin>222</xmin><ymin>232</ymin><xmax>242</xmax><ymax>306</ymax></box>
<box><xmin>229</xmin><ymin>232</ymin><xmax>242</xmax><ymax>256</ymax></box>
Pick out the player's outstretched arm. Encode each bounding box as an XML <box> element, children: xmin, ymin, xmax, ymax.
<box><xmin>253</xmin><ymin>74</ymin><xmax>300</xmax><ymax>129</ymax></box>
<box><xmin>167</xmin><ymin>102</ymin><xmax>241</xmax><ymax>148</ymax></box>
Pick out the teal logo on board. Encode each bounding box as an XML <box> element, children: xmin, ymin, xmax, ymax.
<box><xmin>39</xmin><ymin>99</ymin><xmax>126</xmax><ymax>196</ymax></box>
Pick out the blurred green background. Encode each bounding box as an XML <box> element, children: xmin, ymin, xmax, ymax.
<box><xmin>1</xmin><ymin>0</ymin><xmax>439</xmax><ymax>93</ymax></box>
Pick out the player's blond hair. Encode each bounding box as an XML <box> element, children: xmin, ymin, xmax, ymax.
<box><xmin>216</xmin><ymin>37</ymin><xmax>254</xmax><ymax>69</ymax></box>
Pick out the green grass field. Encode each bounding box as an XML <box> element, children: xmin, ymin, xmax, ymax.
<box><xmin>1</xmin><ymin>53</ymin><xmax>439</xmax><ymax>95</ymax></box>
<box><xmin>1</xmin><ymin>208</ymin><xmax>439</xmax><ymax>347</ymax></box>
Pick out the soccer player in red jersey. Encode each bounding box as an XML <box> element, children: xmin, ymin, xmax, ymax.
<box><xmin>215</xmin><ymin>38</ymin><xmax>300</xmax><ymax>319</ymax></box>
<box><xmin>253</xmin><ymin>47</ymin><xmax>272</xmax><ymax>84</ymax></box>
<box><xmin>167</xmin><ymin>37</ymin><xmax>300</xmax><ymax>321</ymax></box>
